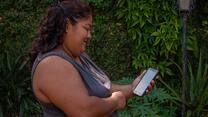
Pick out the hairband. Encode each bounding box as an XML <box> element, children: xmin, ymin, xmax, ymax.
<box><xmin>57</xmin><ymin>3</ymin><xmax>78</xmax><ymax>22</ymax></box>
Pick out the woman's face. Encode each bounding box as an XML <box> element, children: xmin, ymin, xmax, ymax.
<box><xmin>62</xmin><ymin>15</ymin><xmax>92</xmax><ymax>58</ymax></box>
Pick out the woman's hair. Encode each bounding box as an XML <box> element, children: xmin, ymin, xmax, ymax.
<box><xmin>27</xmin><ymin>0</ymin><xmax>91</xmax><ymax>69</ymax></box>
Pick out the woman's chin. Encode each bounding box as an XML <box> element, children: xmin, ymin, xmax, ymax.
<box><xmin>81</xmin><ymin>47</ymin><xmax>86</xmax><ymax>52</ymax></box>
<box><xmin>79</xmin><ymin>49</ymin><xmax>85</xmax><ymax>54</ymax></box>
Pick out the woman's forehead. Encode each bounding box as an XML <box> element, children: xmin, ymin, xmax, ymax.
<box><xmin>78</xmin><ymin>15</ymin><xmax>92</xmax><ymax>25</ymax></box>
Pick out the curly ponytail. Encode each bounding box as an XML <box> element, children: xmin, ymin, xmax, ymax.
<box><xmin>27</xmin><ymin>0</ymin><xmax>91</xmax><ymax>69</ymax></box>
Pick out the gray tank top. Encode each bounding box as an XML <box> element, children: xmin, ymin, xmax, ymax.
<box><xmin>31</xmin><ymin>50</ymin><xmax>117</xmax><ymax>117</ymax></box>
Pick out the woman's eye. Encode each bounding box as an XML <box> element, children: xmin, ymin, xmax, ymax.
<box><xmin>84</xmin><ymin>27</ymin><xmax>88</xmax><ymax>31</ymax></box>
<box><xmin>84</xmin><ymin>27</ymin><xmax>91</xmax><ymax>33</ymax></box>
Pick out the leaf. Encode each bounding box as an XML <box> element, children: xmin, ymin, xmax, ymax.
<box><xmin>196</xmin><ymin>54</ymin><xmax>203</xmax><ymax>94</ymax></box>
<box><xmin>131</xmin><ymin>20</ymin><xmax>140</xmax><ymax>27</ymax></box>
<box><xmin>166</xmin><ymin>42</ymin><xmax>173</xmax><ymax>51</ymax></box>
<box><xmin>0</xmin><ymin>105</ymin><xmax>3</xmax><ymax>117</ymax></box>
<box><xmin>140</xmin><ymin>20</ymin><xmax>146</xmax><ymax>28</ymax></box>
<box><xmin>188</xmin><ymin>61</ymin><xmax>194</xmax><ymax>102</ymax></box>
<box><xmin>6</xmin><ymin>52</ymin><xmax>12</xmax><ymax>72</ymax></box>
<box><xmin>147</xmin><ymin>18</ymin><xmax>152</xmax><ymax>24</ymax></box>
<box><xmin>132</xmin><ymin>30</ymin><xmax>137</xmax><ymax>40</ymax></box>
<box><xmin>136</xmin><ymin>29</ymin><xmax>142</xmax><ymax>40</ymax></box>
<box><xmin>158</xmin><ymin>78</ymin><xmax>181</xmax><ymax>102</ymax></box>
<box><xmin>166</xmin><ymin>67</ymin><xmax>174</xmax><ymax>76</ymax></box>
<box><xmin>151</xmin><ymin>32</ymin><xmax>160</xmax><ymax>36</ymax></box>
<box><xmin>154</xmin><ymin>11</ymin><xmax>159</xmax><ymax>22</ymax></box>
<box><xmin>153</xmin><ymin>37</ymin><xmax>161</xmax><ymax>46</ymax></box>
<box><xmin>117</xmin><ymin>12</ymin><xmax>125</xmax><ymax>19</ymax></box>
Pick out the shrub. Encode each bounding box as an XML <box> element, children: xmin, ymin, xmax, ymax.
<box><xmin>115</xmin><ymin>0</ymin><xmax>198</xmax><ymax>77</ymax></box>
<box><xmin>0</xmin><ymin>0</ymin><xmax>54</xmax><ymax>116</ymax></box>
<box><xmin>0</xmin><ymin>52</ymin><xmax>41</xmax><ymax>116</ymax></box>
<box><xmin>114</xmin><ymin>77</ymin><xmax>177</xmax><ymax>117</ymax></box>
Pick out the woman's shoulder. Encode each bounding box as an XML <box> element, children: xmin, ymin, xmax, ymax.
<box><xmin>33</xmin><ymin>50</ymin><xmax>73</xmax><ymax>70</ymax></box>
<box><xmin>33</xmin><ymin>55</ymin><xmax>80</xmax><ymax>87</ymax></box>
<box><xmin>37</xmin><ymin>55</ymin><xmax>74</xmax><ymax>72</ymax></box>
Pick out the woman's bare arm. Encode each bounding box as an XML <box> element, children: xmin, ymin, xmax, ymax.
<box><xmin>111</xmin><ymin>71</ymin><xmax>154</xmax><ymax>99</ymax></box>
<box><xmin>111</xmin><ymin>84</ymin><xmax>133</xmax><ymax>99</ymax></box>
<box><xmin>33</xmin><ymin>56</ymin><xmax>126</xmax><ymax>117</ymax></box>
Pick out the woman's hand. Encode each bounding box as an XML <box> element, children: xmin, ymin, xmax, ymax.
<box><xmin>111</xmin><ymin>91</ymin><xmax>126</xmax><ymax>110</ymax></box>
<box><xmin>132</xmin><ymin>70</ymin><xmax>156</xmax><ymax>96</ymax></box>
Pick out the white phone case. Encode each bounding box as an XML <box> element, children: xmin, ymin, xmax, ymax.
<box><xmin>133</xmin><ymin>68</ymin><xmax>158</xmax><ymax>96</ymax></box>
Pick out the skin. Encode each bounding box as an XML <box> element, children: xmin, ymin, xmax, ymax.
<box><xmin>32</xmin><ymin>15</ymin><xmax>154</xmax><ymax>117</ymax></box>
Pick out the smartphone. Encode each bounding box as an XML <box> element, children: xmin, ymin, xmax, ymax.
<box><xmin>133</xmin><ymin>68</ymin><xmax>158</xmax><ymax>96</ymax></box>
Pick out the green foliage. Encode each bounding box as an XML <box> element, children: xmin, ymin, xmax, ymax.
<box><xmin>115</xmin><ymin>0</ymin><xmax>197</xmax><ymax>77</ymax></box>
<box><xmin>0</xmin><ymin>0</ymin><xmax>207</xmax><ymax>116</ymax></box>
<box><xmin>0</xmin><ymin>52</ymin><xmax>41</xmax><ymax>116</ymax></box>
<box><xmin>86</xmin><ymin>1</ymin><xmax>134</xmax><ymax>79</ymax></box>
<box><xmin>160</xmin><ymin>54</ymin><xmax>208</xmax><ymax>117</ymax></box>
<box><xmin>185</xmin><ymin>55</ymin><xmax>208</xmax><ymax>116</ymax></box>
<box><xmin>192</xmin><ymin>0</ymin><xmax>208</xmax><ymax>61</ymax></box>
<box><xmin>0</xmin><ymin>0</ymin><xmax>54</xmax><ymax>116</ymax></box>
<box><xmin>85</xmin><ymin>0</ymin><xmax>111</xmax><ymax>10</ymax></box>
<box><xmin>0</xmin><ymin>0</ymin><xmax>54</xmax><ymax>52</ymax></box>
<box><xmin>115</xmin><ymin>77</ymin><xmax>176</xmax><ymax>117</ymax></box>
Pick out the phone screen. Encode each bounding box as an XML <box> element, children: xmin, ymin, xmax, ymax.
<box><xmin>133</xmin><ymin>68</ymin><xmax>158</xmax><ymax>96</ymax></box>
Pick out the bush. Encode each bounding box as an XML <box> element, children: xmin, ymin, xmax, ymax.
<box><xmin>115</xmin><ymin>0</ymin><xmax>198</xmax><ymax>77</ymax></box>
<box><xmin>0</xmin><ymin>52</ymin><xmax>41</xmax><ymax>116</ymax></box>
<box><xmin>114</xmin><ymin>77</ymin><xmax>177</xmax><ymax>117</ymax></box>
<box><xmin>86</xmin><ymin>0</ymin><xmax>134</xmax><ymax>79</ymax></box>
<box><xmin>0</xmin><ymin>0</ymin><xmax>54</xmax><ymax>116</ymax></box>
<box><xmin>1</xmin><ymin>0</ymin><xmax>208</xmax><ymax>116</ymax></box>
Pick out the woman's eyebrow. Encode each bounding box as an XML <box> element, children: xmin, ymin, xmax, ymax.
<box><xmin>85</xmin><ymin>24</ymin><xmax>92</xmax><ymax>28</ymax></box>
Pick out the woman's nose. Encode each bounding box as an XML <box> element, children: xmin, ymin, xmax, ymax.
<box><xmin>87</xmin><ymin>31</ymin><xmax>91</xmax><ymax>39</ymax></box>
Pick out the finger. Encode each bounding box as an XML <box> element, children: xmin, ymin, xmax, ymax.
<box><xmin>141</xmin><ymin>70</ymin><xmax>147</xmax><ymax>76</ymax></box>
<box><xmin>137</xmin><ymin>70</ymin><xmax>146</xmax><ymax>80</ymax></box>
<box><xmin>135</xmin><ymin>70</ymin><xmax>147</xmax><ymax>81</ymax></box>
<box><xmin>147</xmin><ymin>85</ymin><xmax>152</xmax><ymax>91</ymax></box>
<box><xmin>145</xmin><ymin>89</ymin><xmax>149</xmax><ymax>95</ymax></box>
<box><xmin>133</xmin><ymin>70</ymin><xmax>148</xmax><ymax>90</ymax></box>
<box><xmin>150</xmin><ymin>80</ymin><xmax>155</xmax><ymax>85</ymax></box>
<box><xmin>136</xmin><ymin>70</ymin><xmax>146</xmax><ymax>77</ymax></box>
<box><xmin>156</xmin><ymin>75</ymin><xmax>160</xmax><ymax>80</ymax></box>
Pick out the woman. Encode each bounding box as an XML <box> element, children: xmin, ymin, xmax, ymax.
<box><xmin>28</xmin><ymin>0</ymin><xmax>154</xmax><ymax>117</ymax></box>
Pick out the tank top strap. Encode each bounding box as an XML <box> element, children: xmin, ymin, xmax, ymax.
<box><xmin>31</xmin><ymin>50</ymin><xmax>95</xmax><ymax>82</ymax></box>
<box><xmin>32</xmin><ymin>50</ymin><xmax>82</xmax><ymax>77</ymax></box>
